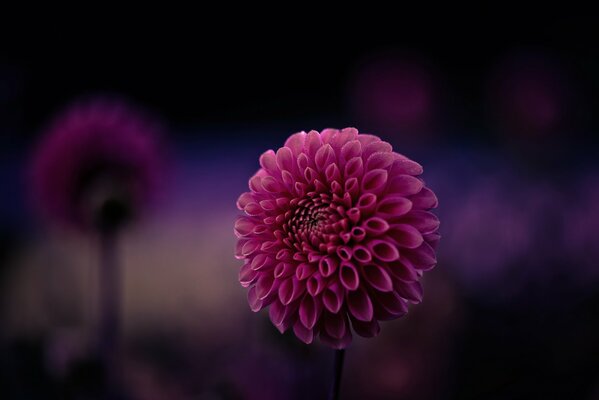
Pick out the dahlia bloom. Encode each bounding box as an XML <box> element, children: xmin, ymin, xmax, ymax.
<box><xmin>235</xmin><ymin>128</ymin><xmax>439</xmax><ymax>348</ymax></box>
<box><xmin>30</xmin><ymin>98</ymin><xmax>166</xmax><ymax>230</ymax></box>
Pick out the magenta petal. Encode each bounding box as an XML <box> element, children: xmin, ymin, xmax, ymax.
<box><xmin>351</xmin><ymin>227</ymin><xmax>366</xmax><ymax>242</ymax></box>
<box><xmin>269</xmin><ymin>300</ymin><xmax>288</xmax><ymax>330</ymax></box>
<box><xmin>235</xmin><ymin>239</ymin><xmax>249</xmax><ymax>259</ymax></box>
<box><xmin>251</xmin><ymin>253</ymin><xmax>273</xmax><ymax>271</ymax></box>
<box><xmin>362</xmin><ymin>141</ymin><xmax>392</xmax><ymax>159</ymax></box>
<box><xmin>350</xmin><ymin>317</ymin><xmax>381</xmax><ymax>338</ymax></box>
<box><xmin>344</xmin><ymin>157</ymin><xmax>364</xmax><ymax>180</ymax></box>
<box><xmin>357</xmin><ymin>133</ymin><xmax>380</xmax><ymax>147</ymax></box>
<box><xmin>320</xmin><ymin>128</ymin><xmax>339</xmax><ymax>143</ymax></box>
<box><xmin>278</xmin><ymin>277</ymin><xmax>304</xmax><ymax>305</ymax></box>
<box><xmin>362</xmin><ymin>264</ymin><xmax>393</xmax><ymax>292</ymax></box>
<box><xmin>346</xmin><ymin>207</ymin><xmax>361</xmax><ymax>224</ymax></box>
<box><xmin>256</xmin><ymin>273</ymin><xmax>279</xmax><ymax>300</ymax></box>
<box><xmin>339</xmin><ymin>262</ymin><xmax>360</xmax><ymax>291</ymax></box>
<box><xmin>376</xmin><ymin>196</ymin><xmax>412</xmax><ymax>217</ymax></box>
<box><xmin>331</xmin><ymin>127</ymin><xmax>358</xmax><ymax>149</ymax></box>
<box><xmin>284</xmin><ymin>131</ymin><xmax>306</xmax><ymax>156</ymax></box>
<box><xmin>388</xmin><ymin>224</ymin><xmax>424</xmax><ymax>249</ymax></box>
<box><xmin>347</xmin><ymin>287</ymin><xmax>374</xmax><ymax>321</ymax></box>
<box><xmin>247</xmin><ymin>286</ymin><xmax>263</xmax><ymax>312</ymax></box>
<box><xmin>319</xmin><ymin>256</ymin><xmax>338</xmax><ymax>277</ymax></box>
<box><xmin>296</xmin><ymin>152</ymin><xmax>309</xmax><ymax>174</ymax></box>
<box><xmin>336</xmin><ymin>246</ymin><xmax>352</xmax><ymax>261</ymax></box>
<box><xmin>274</xmin><ymin>262</ymin><xmax>294</xmax><ymax>278</ymax></box>
<box><xmin>241</xmin><ymin>240</ymin><xmax>261</xmax><ymax>256</ymax></box>
<box><xmin>276</xmin><ymin>146</ymin><xmax>294</xmax><ymax>173</ymax></box>
<box><xmin>293</xmin><ymin>321</ymin><xmax>314</xmax><ymax>344</ymax></box>
<box><xmin>239</xmin><ymin>262</ymin><xmax>259</xmax><ymax>287</ymax></box>
<box><xmin>236</xmin><ymin>192</ymin><xmax>254</xmax><ymax>210</ymax></box>
<box><xmin>304</xmin><ymin>167</ymin><xmax>318</xmax><ymax>183</ymax></box>
<box><xmin>299</xmin><ymin>294</ymin><xmax>321</xmax><ymax>329</ymax></box>
<box><xmin>261</xmin><ymin>176</ymin><xmax>283</xmax><ymax>193</ymax></box>
<box><xmin>323</xmin><ymin>283</ymin><xmax>344</xmax><ymax>313</ymax></box>
<box><xmin>424</xmin><ymin>232</ymin><xmax>441</xmax><ymax>249</ymax></box>
<box><xmin>352</xmin><ymin>245</ymin><xmax>372</xmax><ymax>263</ymax></box>
<box><xmin>315</xmin><ymin>144</ymin><xmax>336</xmax><ymax>171</ymax></box>
<box><xmin>340</xmin><ymin>140</ymin><xmax>362</xmax><ymax>163</ymax></box>
<box><xmin>400</xmin><ymin>211</ymin><xmax>440</xmax><ymax>234</ymax></box>
<box><xmin>244</xmin><ymin>202</ymin><xmax>263</xmax><ymax>216</ymax></box>
<box><xmin>357</xmin><ymin>193</ymin><xmax>378</xmax><ymax>215</ymax></box>
<box><xmin>259</xmin><ymin>149</ymin><xmax>279</xmax><ymax>175</ymax></box>
<box><xmin>305</xmin><ymin>130</ymin><xmax>322</xmax><ymax>159</ymax></box>
<box><xmin>374</xmin><ymin>291</ymin><xmax>408</xmax><ymax>320</ymax></box>
<box><xmin>366</xmin><ymin>151</ymin><xmax>396</xmax><ymax>170</ymax></box>
<box><xmin>307</xmin><ymin>273</ymin><xmax>326</xmax><ymax>296</ymax></box>
<box><xmin>410</xmin><ymin>186</ymin><xmax>438</xmax><ymax>209</ymax></box>
<box><xmin>362</xmin><ymin>217</ymin><xmax>390</xmax><ymax>235</ymax></box>
<box><xmin>386</xmin><ymin>175</ymin><xmax>424</xmax><ymax>196</ymax></box>
<box><xmin>405</xmin><ymin>241</ymin><xmax>437</xmax><ymax>269</ymax></box>
<box><xmin>395</xmin><ymin>280</ymin><xmax>423</xmax><ymax>303</ymax></box>
<box><xmin>296</xmin><ymin>263</ymin><xmax>316</xmax><ymax>280</ymax></box>
<box><xmin>234</xmin><ymin>217</ymin><xmax>256</xmax><ymax>236</ymax></box>
<box><xmin>325</xmin><ymin>163</ymin><xmax>341</xmax><ymax>183</ymax></box>
<box><xmin>320</xmin><ymin>328</ymin><xmax>352</xmax><ymax>349</ymax></box>
<box><xmin>368</xmin><ymin>239</ymin><xmax>400</xmax><ymax>262</ymax></box>
<box><xmin>390</xmin><ymin>158</ymin><xmax>423</xmax><ymax>175</ymax></box>
<box><xmin>248</xmin><ymin>174</ymin><xmax>264</xmax><ymax>192</ymax></box>
<box><xmin>324</xmin><ymin>312</ymin><xmax>348</xmax><ymax>339</ymax></box>
<box><xmin>361</xmin><ymin>169</ymin><xmax>388</xmax><ymax>193</ymax></box>
<box><xmin>386</xmin><ymin>259</ymin><xmax>419</xmax><ymax>282</ymax></box>
<box><xmin>344</xmin><ymin>177</ymin><xmax>359</xmax><ymax>199</ymax></box>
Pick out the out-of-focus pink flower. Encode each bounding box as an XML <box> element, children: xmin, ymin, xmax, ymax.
<box><xmin>235</xmin><ymin>128</ymin><xmax>440</xmax><ymax>348</ymax></box>
<box><xmin>562</xmin><ymin>172</ymin><xmax>599</xmax><ymax>283</ymax></box>
<box><xmin>489</xmin><ymin>53</ymin><xmax>572</xmax><ymax>137</ymax></box>
<box><xmin>350</xmin><ymin>56</ymin><xmax>437</xmax><ymax>140</ymax></box>
<box><xmin>29</xmin><ymin>98</ymin><xmax>166</xmax><ymax>231</ymax></box>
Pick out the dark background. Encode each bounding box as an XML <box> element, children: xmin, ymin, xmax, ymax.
<box><xmin>1</xmin><ymin>15</ymin><xmax>598</xmax><ymax>399</ymax></box>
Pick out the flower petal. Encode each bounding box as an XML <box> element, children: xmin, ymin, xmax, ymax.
<box><xmin>362</xmin><ymin>264</ymin><xmax>393</xmax><ymax>292</ymax></box>
<box><xmin>362</xmin><ymin>169</ymin><xmax>388</xmax><ymax>193</ymax></box>
<box><xmin>293</xmin><ymin>321</ymin><xmax>314</xmax><ymax>344</ymax></box>
<box><xmin>362</xmin><ymin>217</ymin><xmax>390</xmax><ymax>235</ymax></box>
<box><xmin>284</xmin><ymin>131</ymin><xmax>306</xmax><ymax>156</ymax></box>
<box><xmin>323</xmin><ymin>282</ymin><xmax>344</xmax><ymax>313</ymax></box>
<box><xmin>339</xmin><ymin>262</ymin><xmax>360</xmax><ymax>291</ymax></box>
<box><xmin>299</xmin><ymin>294</ymin><xmax>321</xmax><ymax>329</ymax></box>
<box><xmin>247</xmin><ymin>286</ymin><xmax>263</xmax><ymax>312</ymax></box>
<box><xmin>350</xmin><ymin>317</ymin><xmax>381</xmax><ymax>338</ymax></box>
<box><xmin>319</xmin><ymin>256</ymin><xmax>338</xmax><ymax>277</ymax></box>
<box><xmin>368</xmin><ymin>239</ymin><xmax>400</xmax><ymax>262</ymax></box>
<box><xmin>324</xmin><ymin>312</ymin><xmax>348</xmax><ymax>339</ymax></box>
<box><xmin>386</xmin><ymin>175</ymin><xmax>424</xmax><ymax>196</ymax></box>
<box><xmin>259</xmin><ymin>149</ymin><xmax>279</xmax><ymax>175</ymax></box>
<box><xmin>347</xmin><ymin>287</ymin><xmax>374</xmax><ymax>321</ymax></box>
<box><xmin>376</xmin><ymin>196</ymin><xmax>412</xmax><ymax>217</ymax></box>
<box><xmin>387</xmin><ymin>224</ymin><xmax>424</xmax><ymax>249</ymax></box>
<box><xmin>352</xmin><ymin>245</ymin><xmax>372</xmax><ymax>263</ymax></box>
<box><xmin>366</xmin><ymin>151</ymin><xmax>396</xmax><ymax>171</ymax></box>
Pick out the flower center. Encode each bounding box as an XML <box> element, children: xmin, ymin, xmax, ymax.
<box><xmin>281</xmin><ymin>194</ymin><xmax>343</xmax><ymax>252</ymax></box>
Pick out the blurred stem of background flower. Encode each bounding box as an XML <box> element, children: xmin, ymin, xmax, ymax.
<box><xmin>98</xmin><ymin>228</ymin><xmax>122</xmax><ymax>398</ymax></box>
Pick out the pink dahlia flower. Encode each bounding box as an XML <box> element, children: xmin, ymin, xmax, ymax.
<box><xmin>30</xmin><ymin>98</ymin><xmax>166</xmax><ymax>231</ymax></box>
<box><xmin>235</xmin><ymin>128</ymin><xmax>439</xmax><ymax>348</ymax></box>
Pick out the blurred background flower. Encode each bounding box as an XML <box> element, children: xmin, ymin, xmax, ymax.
<box><xmin>29</xmin><ymin>98</ymin><xmax>167</xmax><ymax>231</ymax></box>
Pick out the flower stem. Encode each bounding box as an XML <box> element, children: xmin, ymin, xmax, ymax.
<box><xmin>99</xmin><ymin>230</ymin><xmax>121</xmax><ymax>398</ymax></box>
<box><xmin>329</xmin><ymin>348</ymin><xmax>346</xmax><ymax>400</ymax></box>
